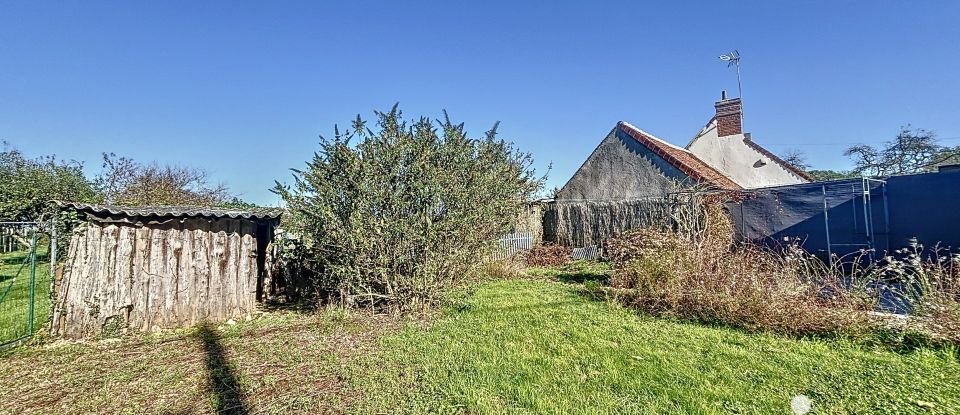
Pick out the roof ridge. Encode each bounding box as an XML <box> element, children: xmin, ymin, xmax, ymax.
<box><xmin>741</xmin><ymin>138</ymin><xmax>814</xmax><ymax>181</ymax></box>
<box><xmin>618</xmin><ymin>121</ymin><xmax>688</xmax><ymax>152</ymax></box>
<box><xmin>617</xmin><ymin>122</ymin><xmax>741</xmax><ymax>190</ymax></box>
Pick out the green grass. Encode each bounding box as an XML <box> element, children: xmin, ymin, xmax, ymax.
<box><xmin>1</xmin><ymin>276</ymin><xmax>958</xmax><ymax>414</ymax></box>
<box><xmin>351</xmin><ymin>279</ymin><xmax>960</xmax><ymax>414</ymax></box>
<box><xmin>0</xmin><ymin>248</ymin><xmax>51</xmax><ymax>346</ymax></box>
<box><xmin>525</xmin><ymin>260</ymin><xmax>612</xmax><ymax>284</ymax></box>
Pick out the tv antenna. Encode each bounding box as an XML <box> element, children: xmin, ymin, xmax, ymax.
<box><xmin>719</xmin><ymin>50</ymin><xmax>743</xmax><ymax>127</ymax></box>
<box><xmin>718</xmin><ymin>50</ymin><xmax>742</xmax><ymax>99</ymax></box>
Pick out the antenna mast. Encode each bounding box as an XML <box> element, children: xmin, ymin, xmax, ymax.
<box><xmin>719</xmin><ymin>50</ymin><xmax>743</xmax><ymax>125</ymax></box>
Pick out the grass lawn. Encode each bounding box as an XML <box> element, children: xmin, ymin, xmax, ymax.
<box><xmin>1</xmin><ymin>273</ymin><xmax>958</xmax><ymax>414</ymax></box>
<box><xmin>352</xmin><ymin>279</ymin><xmax>960</xmax><ymax>414</ymax></box>
<box><xmin>0</xmin><ymin>248</ymin><xmax>51</xmax><ymax>346</ymax></box>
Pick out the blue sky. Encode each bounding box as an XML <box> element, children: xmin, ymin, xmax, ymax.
<box><xmin>2</xmin><ymin>1</ymin><xmax>959</xmax><ymax>205</ymax></box>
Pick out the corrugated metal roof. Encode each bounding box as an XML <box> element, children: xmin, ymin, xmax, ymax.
<box><xmin>55</xmin><ymin>201</ymin><xmax>282</xmax><ymax>220</ymax></box>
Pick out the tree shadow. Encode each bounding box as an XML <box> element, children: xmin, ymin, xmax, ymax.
<box><xmin>195</xmin><ymin>324</ymin><xmax>249</xmax><ymax>415</ymax></box>
<box><xmin>554</xmin><ymin>271</ymin><xmax>609</xmax><ymax>285</ymax></box>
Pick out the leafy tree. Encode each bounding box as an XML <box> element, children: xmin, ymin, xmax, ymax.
<box><xmin>778</xmin><ymin>150</ymin><xmax>860</xmax><ymax>182</ymax></box>
<box><xmin>808</xmin><ymin>169</ymin><xmax>858</xmax><ymax>181</ymax></box>
<box><xmin>217</xmin><ymin>197</ymin><xmax>265</xmax><ymax>210</ymax></box>
<box><xmin>273</xmin><ymin>106</ymin><xmax>544</xmax><ymax>309</ymax></box>
<box><xmin>844</xmin><ymin>126</ymin><xmax>956</xmax><ymax>176</ymax></box>
<box><xmin>0</xmin><ymin>143</ymin><xmax>98</xmax><ymax>221</ymax></box>
<box><xmin>95</xmin><ymin>153</ymin><xmax>233</xmax><ymax>206</ymax></box>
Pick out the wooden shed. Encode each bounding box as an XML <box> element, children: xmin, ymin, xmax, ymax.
<box><xmin>51</xmin><ymin>202</ymin><xmax>281</xmax><ymax>338</ymax></box>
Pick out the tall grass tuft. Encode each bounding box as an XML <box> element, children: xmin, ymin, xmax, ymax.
<box><xmin>605</xmin><ymin>200</ymin><xmax>876</xmax><ymax>337</ymax></box>
<box><xmin>605</xmin><ymin>198</ymin><xmax>960</xmax><ymax>345</ymax></box>
<box><xmin>875</xmin><ymin>243</ymin><xmax>960</xmax><ymax>344</ymax></box>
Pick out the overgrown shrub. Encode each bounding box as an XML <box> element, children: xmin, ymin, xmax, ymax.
<box><xmin>605</xmin><ymin>201</ymin><xmax>875</xmax><ymax>337</ymax></box>
<box><xmin>484</xmin><ymin>259</ymin><xmax>526</xmax><ymax>280</ymax></box>
<box><xmin>604</xmin><ymin>198</ymin><xmax>960</xmax><ymax>345</ymax></box>
<box><xmin>273</xmin><ymin>106</ymin><xmax>543</xmax><ymax>310</ymax></box>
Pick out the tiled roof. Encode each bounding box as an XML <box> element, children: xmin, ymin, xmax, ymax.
<box><xmin>742</xmin><ymin>138</ymin><xmax>814</xmax><ymax>181</ymax></box>
<box><xmin>55</xmin><ymin>201</ymin><xmax>282</xmax><ymax>221</ymax></box>
<box><xmin>618</xmin><ymin>122</ymin><xmax>741</xmax><ymax>190</ymax></box>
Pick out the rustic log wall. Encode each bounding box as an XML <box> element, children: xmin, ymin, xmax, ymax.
<box><xmin>541</xmin><ymin>199</ymin><xmax>676</xmax><ymax>248</ymax></box>
<box><xmin>52</xmin><ymin>218</ymin><xmax>261</xmax><ymax>338</ymax></box>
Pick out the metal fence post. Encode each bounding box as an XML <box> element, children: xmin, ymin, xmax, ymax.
<box><xmin>27</xmin><ymin>230</ymin><xmax>37</xmax><ymax>336</ymax></box>
<box><xmin>50</xmin><ymin>222</ymin><xmax>57</xmax><ymax>285</ymax></box>
<box><xmin>822</xmin><ymin>184</ymin><xmax>833</xmax><ymax>267</ymax></box>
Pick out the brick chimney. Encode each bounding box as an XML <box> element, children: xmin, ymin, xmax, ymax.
<box><xmin>714</xmin><ymin>90</ymin><xmax>742</xmax><ymax>137</ymax></box>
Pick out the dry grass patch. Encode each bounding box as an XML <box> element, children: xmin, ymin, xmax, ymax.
<box><xmin>521</xmin><ymin>243</ymin><xmax>570</xmax><ymax>267</ymax></box>
<box><xmin>0</xmin><ymin>309</ymin><xmax>403</xmax><ymax>414</ymax></box>
<box><xmin>604</xmin><ymin>201</ymin><xmax>875</xmax><ymax>338</ymax></box>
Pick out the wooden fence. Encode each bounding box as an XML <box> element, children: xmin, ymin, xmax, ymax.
<box><xmin>492</xmin><ymin>232</ymin><xmax>533</xmax><ymax>260</ymax></box>
<box><xmin>0</xmin><ymin>224</ymin><xmax>34</xmax><ymax>253</ymax></box>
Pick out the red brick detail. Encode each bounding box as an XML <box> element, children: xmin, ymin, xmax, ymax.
<box><xmin>618</xmin><ymin>122</ymin><xmax>741</xmax><ymax>190</ymax></box>
<box><xmin>715</xmin><ymin>98</ymin><xmax>742</xmax><ymax>137</ymax></box>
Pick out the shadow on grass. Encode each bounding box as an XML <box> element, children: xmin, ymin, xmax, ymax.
<box><xmin>258</xmin><ymin>300</ymin><xmax>318</xmax><ymax>314</ymax></box>
<box><xmin>529</xmin><ymin>261</ymin><xmax>612</xmax><ymax>286</ymax></box>
<box><xmin>195</xmin><ymin>324</ymin><xmax>248</xmax><ymax>415</ymax></box>
<box><xmin>554</xmin><ymin>271</ymin><xmax>609</xmax><ymax>285</ymax></box>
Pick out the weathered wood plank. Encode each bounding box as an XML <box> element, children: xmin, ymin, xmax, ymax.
<box><xmin>209</xmin><ymin>221</ymin><xmax>227</xmax><ymax>321</ymax></box>
<box><xmin>130</xmin><ymin>225</ymin><xmax>150</xmax><ymax>331</ymax></box>
<box><xmin>178</xmin><ymin>220</ymin><xmax>194</xmax><ymax>326</ymax></box>
<box><xmin>80</xmin><ymin>225</ymin><xmax>104</xmax><ymax>336</ymax></box>
<box><xmin>240</xmin><ymin>220</ymin><xmax>257</xmax><ymax>315</ymax></box>
<box><xmin>162</xmin><ymin>223</ymin><xmax>180</xmax><ymax>327</ymax></box>
<box><xmin>55</xmin><ymin>217</ymin><xmax>269</xmax><ymax>338</ymax></box>
<box><xmin>114</xmin><ymin>225</ymin><xmax>135</xmax><ymax>326</ymax></box>
<box><xmin>147</xmin><ymin>225</ymin><xmax>165</xmax><ymax>331</ymax></box>
<box><xmin>99</xmin><ymin>224</ymin><xmax>120</xmax><ymax>331</ymax></box>
<box><xmin>52</xmin><ymin>232</ymin><xmax>83</xmax><ymax>336</ymax></box>
<box><xmin>225</xmin><ymin>219</ymin><xmax>240</xmax><ymax>317</ymax></box>
<box><xmin>193</xmin><ymin>219</ymin><xmax>211</xmax><ymax>322</ymax></box>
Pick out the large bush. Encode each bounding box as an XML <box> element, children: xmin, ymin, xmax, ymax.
<box><xmin>274</xmin><ymin>106</ymin><xmax>543</xmax><ymax>309</ymax></box>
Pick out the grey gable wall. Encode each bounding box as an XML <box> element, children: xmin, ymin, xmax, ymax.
<box><xmin>556</xmin><ymin>126</ymin><xmax>693</xmax><ymax>200</ymax></box>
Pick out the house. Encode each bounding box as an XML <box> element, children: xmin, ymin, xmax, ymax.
<box><xmin>556</xmin><ymin>92</ymin><xmax>810</xmax><ymax>200</ymax></box>
<box><xmin>51</xmin><ymin>202</ymin><xmax>281</xmax><ymax>338</ymax></box>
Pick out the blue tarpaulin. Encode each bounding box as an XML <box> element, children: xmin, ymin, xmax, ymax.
<box><xmin>729</xmin><ymin>169</ymin><xmax>960</xmax><ymax>259</ymax></box>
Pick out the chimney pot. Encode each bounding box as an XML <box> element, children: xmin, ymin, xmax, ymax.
<box><xmin>721</xmin><ymin>90</ymin><xmax>727</xmax><ymax>100</ymax></box>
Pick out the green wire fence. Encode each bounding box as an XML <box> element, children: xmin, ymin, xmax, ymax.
<box><xmin>0</xmin><ymin>223</ymin><xmax>50</xmax><ymax>349</ymax></box>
